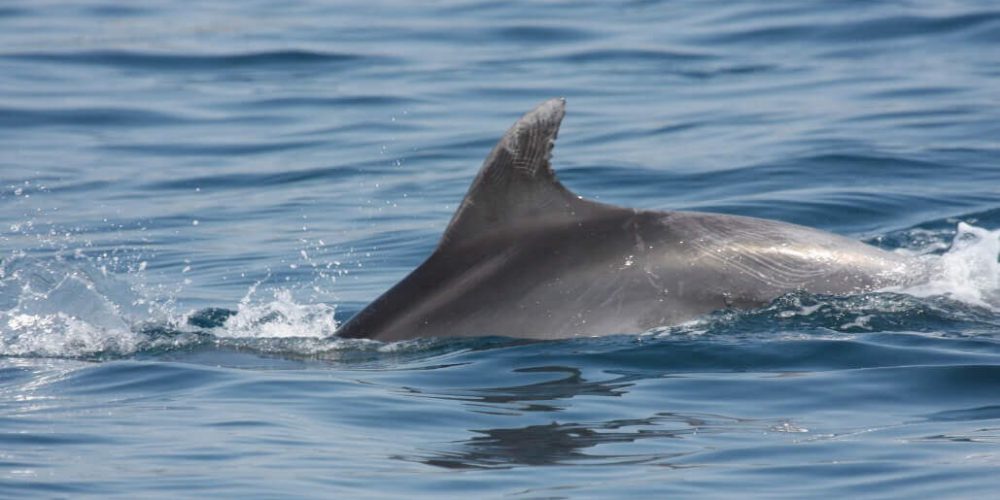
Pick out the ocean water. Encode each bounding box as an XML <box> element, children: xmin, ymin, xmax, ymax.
<box><xmin>2</xmin><ymin>0</ymin><xmax>1000</xmax><ymax>497</ymax></box>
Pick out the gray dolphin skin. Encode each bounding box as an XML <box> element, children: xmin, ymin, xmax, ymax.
<box><xmin>337</xmin><ymin>98</ymin><xmax>924</xmax><ymax>341</ymax></box>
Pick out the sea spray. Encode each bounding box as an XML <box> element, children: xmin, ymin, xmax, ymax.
<box><xmin>2</xmin><ymin>222</ymin><xmax>997</xmax><ymax>357</ymax></box>
<box><xmin>902</xmin><ymin>222</ymin><xmax>1000</xmax><ymax>310</ymax></box>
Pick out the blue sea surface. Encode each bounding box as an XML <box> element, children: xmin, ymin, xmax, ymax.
<box><xmin>2</xmin><ymin>0</ymin><xmax>1000</xmax><ymax>497</ymax></box>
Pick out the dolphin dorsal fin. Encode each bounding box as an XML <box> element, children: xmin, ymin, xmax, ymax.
<box><xmin>439</xmin><ymin>98</ymin><xmax>599</xmax><ymax>248</ymax></box>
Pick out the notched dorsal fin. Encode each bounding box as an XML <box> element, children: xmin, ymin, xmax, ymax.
<box><xmin>440</xmin><ymin>98</ymin><xmax>595</xmax><ymax>248</ymax></box>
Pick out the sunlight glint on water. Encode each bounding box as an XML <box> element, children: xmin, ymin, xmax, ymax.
<box><xmin>1</xmin><ymin>0</ymin><xmax>999</xmax><ymax>497</ymax></box>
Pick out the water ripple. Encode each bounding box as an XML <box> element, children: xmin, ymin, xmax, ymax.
<box><xmin>143</xmin><ymin>165</ymin><xmax>371</xmax><ymax>191</ymax></box>
<box><xmin>241</xmin><ymin>95</ymin><xmax>422</xmax><ymax>110</ymax></box>
<box><xmin>702</xmin><ymin>11</ymin><xmax>1000</xmax><ymax>45</ymax></box>
<box><xmin>1</xmin><ymin>49</ymin><xmax>384</xmax><ymax>71</ymax></box>
<box><xmin>2</xmin><ymin>0</ymin><xmax>1000</xmax><ymax>496</ymax></box>
<box><xmin>107</xmin><ymin>139</ymin><xmax>325</xmax><ymax>157</ymax></box>
<box><xmin>0</xmin><ymin>106</ymin><xmax>191</xmax><ymax>127</ymax></box>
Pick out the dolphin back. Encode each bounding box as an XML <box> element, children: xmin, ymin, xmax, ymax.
<box><xmin>336</xmin><ymin>100</ymin><xmax>924</xmax><ymax>341</ymax></box>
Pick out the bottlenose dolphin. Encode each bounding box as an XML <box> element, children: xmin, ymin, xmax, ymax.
<box><xmin>337</xmin><ymin>98</ymin><xmax>924</xmax><ymax>341</ymax></box>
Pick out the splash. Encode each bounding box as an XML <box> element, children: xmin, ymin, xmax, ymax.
<box><xmin>0</xmin><ymin>256</ymin><xmax>145</xmax><ymax>358</ymax></box>
<box><xmin>1</xmin><ymin>221</ymin><xmax>997</xmax><ymax>359</ymax></box>
<box><xmin>899</xmin><ymin>222</ymin><xmax>1000</xmax><ymax>310</ymax></box>
<box><xmin>647</xmin><ymin>222</ymin><xmax>1000</xmax><ymax>338</ymax></box>
<box><xmin>2</xmin><ymin>311</ymin><xmax>141</xmax><ymax>358</ymax></box>
<box><xmin>213</xmin><ymin>287</ymin><xmax>338</xmax><ymax>339</ymax></box>
<box><xmin>0</xmin><ymin>254</ymin><xmax>340</xmax><ymax>358</ymax></box>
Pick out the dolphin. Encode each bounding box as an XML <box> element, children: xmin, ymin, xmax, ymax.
<box><xmin>337</xmin><ymin>98</ymin><xmax>925</xmax><ymax>341</ymax></box>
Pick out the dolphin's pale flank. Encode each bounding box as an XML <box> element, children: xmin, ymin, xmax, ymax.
<box><xmin>337</xmin><ymin>98</ymin><xmax>925</xmax><ymax>341</ymax></box>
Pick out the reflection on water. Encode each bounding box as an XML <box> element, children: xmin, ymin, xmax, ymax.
<box><xmin>459</xmin><ymin>366</ymin><xmax>642</xmax><ymax>413</ymax></box>
<box><xmin>398</xmin><ymin>364</ymin><xmax>780</xmax><ymax>469</ymax></box>
<box><xmin>395</xmin><ymin>365</ymin><xmax>643</xmax><ymax>413</ymax></box>
<box><xmin>409</xmin><ymin>413</ymin><xmax>736</xmax><ymax>470</ymax></box>
<box><xmin>2</xmin><ymin>0</ymin><xmax>1000</xmax><ymax>495</ymax></box>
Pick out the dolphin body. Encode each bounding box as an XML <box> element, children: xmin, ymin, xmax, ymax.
<box><xmin>337</xmin><ymin>99</ymin><xmax>923</xmax><ymax>341</ymax></box>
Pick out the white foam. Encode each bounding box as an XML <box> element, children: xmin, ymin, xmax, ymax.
<box><xmin>899</xmin><ymin>222</ymin><xmax>1000</xmax><ymax>309</ymax></box>
<box><xmin>1</xmin><ymin>312</ymin><xmax>140</xmax><ymax>358</ymax></box>
<box><xmin>0</xmin><ymin>250</ymin><xmax>342</xmax><ymax>357</ymax></box>
<box><xmin>0</xmin><ymin>258</ymin><xmax>146</xmax><ymax>357</ymax></box>
<box><xmin>216</xmin><ymin>288</ymin><xmax>338</xmax><ymax>339</ymax></box>
<box><xmin>2</xmin><ymin>221</ymin><xmax>996</xmax><ymax>358</ymax></box>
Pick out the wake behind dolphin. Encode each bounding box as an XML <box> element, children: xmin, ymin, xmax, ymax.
<box><xmin>337</xmin><ymin>99</ymin><xmax>927</xmax><ymax>341</ymax></box>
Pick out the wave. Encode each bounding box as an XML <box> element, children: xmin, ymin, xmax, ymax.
<box><xmin>0</xmin><ymin>105</ymin><xmax>193</xmax><ymax>128</ymax></box>
<box><xmin>0</xmin><ymin>49</ymin><xmax>378</xmax><ymax>71</ymax></box>
<box><xmin>1</xmin><ymin>216</ymin><xmax>997</xmax><ymax>360</ymax></box>
<box><xmin>701</xmin><ymin>11</ymin><xmax>1000</xmax><ymax>45</ymax></box>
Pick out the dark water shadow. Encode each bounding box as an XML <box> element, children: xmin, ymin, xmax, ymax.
<box><xmin>393</xmin><ymin>364</ymin><xmax>768</xmax><ymax>469</ymax></box>
<box><xmin>404</xmin><ymin>411</ymin><xmax>754</xmax><ymax>470</ymax></box>
<box><xmin>397</xmin><ymin>365</ymin><xmax>643</xmax><ymax>413</ymax></box>
<box><xmin>461</xmin><ymin>366</ymin><xmax>640</xmax><ymax>412</ymax></box>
